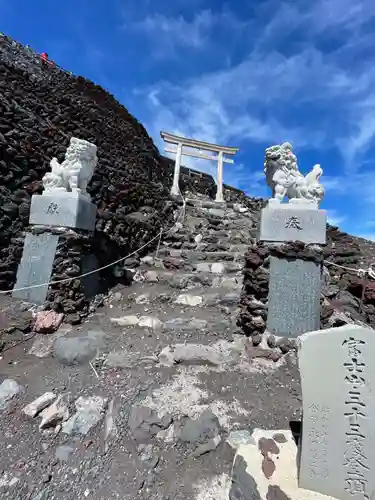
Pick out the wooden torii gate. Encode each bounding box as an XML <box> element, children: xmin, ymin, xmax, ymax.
<box><xmin>160</xmin><ymin>131</ymin><xmax>239</xmax><ymax>203</ymax></box>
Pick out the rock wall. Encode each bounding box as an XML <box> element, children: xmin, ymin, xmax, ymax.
<box><xmin>0</xmin><ymin>35</ymin><xmax>249</xmax><ymax>300</ymax></box>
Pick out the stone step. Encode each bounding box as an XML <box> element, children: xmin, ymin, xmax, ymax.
<box><xmin>174</xmin><ymin>290</ymin><xmax>241</xmax><ymax>307</ymax></box>
<box><xmin>154</xmin><ymin>248</ymin><xmax>246</xmax><ymax>262</ymax></box>
<box><xmin>193</xmin><ymin>261</ymin><xmax>243</xmax><ymax>273</ymax></box>
<box><xmin>185</xmin><ymin>198</ymin><xmax>227</xmax><ymax>209</ymax></box>
<box><xmin>110</xmin><ymin>307</ymin><xmax>238</xmax><ymax>335</ymax></box>
<box><xmin>185</xmin><ymin>198</ymin><xmax>252</xmax><ymax>216</ymax></box>
<box><xmin>164</xmin><ymin>237</ymin><xmax>252</xmax><ymax>250</ymax></box>
<box><xmin>127</xmin><ymin>284</ymin><xmax>242</xmax><ymax>309</ymax></box>
<box><xmin>134</xmin><ymin>269</ymin><xmax>243</xmax><ymax>290</ymax></box>
<box><xmin>191</xmin><ymin>207</ymin><xmax>238</xmax><ymax>219</ymax></box>
<box><xmin>204</xmin><ymin>229</ymin><xmax>253</xmax><ymax>238</ymax></box>
<box><xmin>140</xmin><ymin>259</ymin><xmax>243</xmax><ymax>275</ymax></box>
<box><xmin>217</xmin><ymin>219</ymin><xmax>254</xmax><ymax>229</ymax></box>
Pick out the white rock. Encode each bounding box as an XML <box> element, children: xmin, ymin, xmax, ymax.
<box><xmin>144</xmin><ymin>270</ymin><xmax>159</xmax><ymax>282</ymax></box>
<box><xmin>23</xmin><ymin>392</ymin><xmax>57</xmax><ymax>418</ymax></box>
<box><xmin>104</xmin><ymin>399</ymin><xmax>118</xmax><ymax>453</ymax></box>
<box><xmin>215</xmin><ymin>277</ymin><xmax>241</xmax><ymax>289</ymax></box>
<box><xmin>327</xmin><ymin>309</ymin><xmax>352</xmax><ymax>326</ymax></box>
<box><xmin>39</xmin><ymin>395</ymin><xmax>69</xmax><ymax>429</ymax></box>
<box><xmin>196</xmin><ymin>262</ymin><xmax>211</xmax><ymax>273</ymax></box>
<box><xmin>110</xmin><ymin>315</ymin><xmax>139</xmax><ymax>326</ymax></box>
<box><xmin>211</xmin><ymin>262</ymin><xmax>225</xmax><ymax>274</ymax></box>
<box><xmin>0</xmin><ymin>379</ymin><xmax>24</xmax><ymax>410</ymax></box>
<box><xmin>62</xmin><ymin>395</ymin><xmax>107</xmax><ymax>436</ymax></box>
<box><xmin>140</xmin><ymin>255</ymin><xmax>154</xmax><ymax>265</ymax></box>
<box><xmin>8</xmin><ymin>477</ymin><xmax>19</xmax><ymax>487</ymax></box>
<box><xmin>135</xmin><ymin>294</ymin><xmax>150</xmax><ymax>304</ymax></box>
<box><xmin>0</xmin><ymin>473</ymin><xmax>20</xmax><ymax>488</ymax></box>
<box><xmin>159</xmin><ymin>344</ymin><xmax>223</xmax><ymax>367</ymax></box>
<box><xmin>174</xmin><ymin>294</ymin><xmax>204</xmax><ymax>307</ymax></box>
<box><xmin>194</xmin><ymin>234</ymin><xmax>203</xmax><ymax>244</ymax></box>
<box><xmin>138</xmin><ymin>316</ymin><xmax>163</xmax><ymax>329</ymax></box>
<box><xmin>233</xmin><ymin>203</ymin><xmax>249</xmax><ymax>213</ymax></box>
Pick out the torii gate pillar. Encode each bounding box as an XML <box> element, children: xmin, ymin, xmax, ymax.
<box><xmin>215</xmin><ymin>151</ymin><xmax>224</xmax><ymax>203</ymax></box>
<box><xmin>171</xmin><ymin>143</ymin><xmax>182</xmax><ymax>196</ymax></box>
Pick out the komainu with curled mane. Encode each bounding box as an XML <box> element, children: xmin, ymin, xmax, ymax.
<box><xmin>42</xmin><ymin>137</ymin><xmax>98</xmax><ymax>200</ymax></box>
<box><xmin>264</xmin><ymin>142</ymin><xmax>324</xmax><ymax>206</ymax></box>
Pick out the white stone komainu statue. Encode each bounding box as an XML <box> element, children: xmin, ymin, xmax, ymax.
<box><xmin>42</xmin><ymin>137</ymin><xmax>98</xmax><ymax>200</ymax></box>
<box><xmin>264</xmin><ymin>142</ymin><xmax>325</xmax><ymax>207</ymax></box>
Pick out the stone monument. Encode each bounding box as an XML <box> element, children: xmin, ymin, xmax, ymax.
<box><xmin>298</xmin><ymin>324</ymin><xmax>375</xmax><ymax>499</ymax></box>
<box><xmin>13</xmin><ymin>137</ymin><xmax>99</xmax><ymax>304</ymax></box>
<box><xmin>259</xmin><ymin>142</ymin><xmax>327</xmax><ymax>337</ymax></box>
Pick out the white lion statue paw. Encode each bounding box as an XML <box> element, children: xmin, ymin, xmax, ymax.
<box><xmin>42</xmin><ymin>137</ymin><xmax>98</xmax><ymax>200</ymax></box>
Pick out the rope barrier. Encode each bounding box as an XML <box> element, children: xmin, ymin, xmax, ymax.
<box><xmin>323</xmin><ymin>260</ymin><xmax>375</xmax><ymax>280</ymax></box>
<box><xmin>0</xmin><ymin>195</ymin><xmax>187</xmax><ymax>296</ymax></box>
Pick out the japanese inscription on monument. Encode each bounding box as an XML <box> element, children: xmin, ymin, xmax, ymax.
<box><xmin>342</xmin><ymin>337</ymin><xmax>369</xmax><ymax>497</ymax></box>
<box><xmin>307</xmin><ymin>403</ymin><xmax>330</xmax><ymax>480</ymax></box>
<box><xmin>298</xmin><ymin>325</ymin><xmax>375</xmax><ymax>500</ymax></box>
<box><xmin>285</xmin><ymin>216</ymin><xmax>302</xmax><ymax>230</ymax></box>
<box><xmin>46</xmin><ymin>202</ymin><xmax>59</xmax><ymax>215</ymax></box>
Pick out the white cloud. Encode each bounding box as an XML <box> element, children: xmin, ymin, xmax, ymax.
<box><xmin>124</xmin><ymin>9</ymin><xmax>247</xmax><ymax>57</ymax></box>
<box><xmin>131</xmin><ymin>0</ymin><xmax>375</xmax><ymax>194</ymax></box>
<box><xmin>137</xmin><ymin>4</ymin><xmax>375</xmax><ymax>165</ymax></box>
<box><xmin>308</xmin><ymin>0</ymin><xmax>375</xmax><ymax>32</ymax></box>
<box><xmin>132</xmin><ymin>10</ymin><xmax>213</xmax><ymax>50</ymax></box>
<box><xmin>327</xmin><ymin>210</ymin><xmax>346</xmax><ymax>227</ymax></box>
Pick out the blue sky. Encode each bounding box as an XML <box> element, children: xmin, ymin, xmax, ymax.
<box><xmin>2</xmin><ymin>0</ymin><xmax>375</xmax><ymax>239</ymax></box>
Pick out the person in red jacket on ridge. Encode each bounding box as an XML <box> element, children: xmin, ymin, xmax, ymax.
<box><xmin>41</xmin><ymin>52</ymin><xmax>48</xmax><ymax>65</ymax></box>
<box><xmin>41</xmin><ymin>52</ymin><xmax>55</xmax><ymax>67</ymax></box>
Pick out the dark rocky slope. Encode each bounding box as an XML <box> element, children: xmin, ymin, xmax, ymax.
<box><xmin>0</xmin><ymin>35</ymin><xmax>251</xmax><ymax>297</ymax></box>
<box><xmin>1</xmin><ymin>34</ymin><xmax>375</xmax><ymax>330</ymax></box>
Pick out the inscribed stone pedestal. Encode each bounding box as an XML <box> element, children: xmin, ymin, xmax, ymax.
<box><xmin>266</xmin><ymin>257</ymin><xmax>321</xmax><ymax>337</ymax></box>
<box><xmin>298</xmin><ymin>324</ymin><xmax>375</xmax><ymax>500</ymax></box>
<box><xmin>29</xmin><ymin>193</ymin><xmax>97</xmax><ymax>231</ymax></box>
<box><xmin>260</xmin><ymin>205</ymin><xmax>327</xmax><ymax>244</ymax></box>
<box><xmin>12</xmin><ymin>233</ymin><xmax>59</xmax><ymax>303</ymax></box>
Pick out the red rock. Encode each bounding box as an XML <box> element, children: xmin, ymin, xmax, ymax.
<box><xmin>262</xmin><ymin>455</ymin><xmax>276</xmax><ymax>479</ymax></box>
<box><xmin>33</xmin><ymin>311</ymin><xmax>64</xmax><ymax>334</ymax></box>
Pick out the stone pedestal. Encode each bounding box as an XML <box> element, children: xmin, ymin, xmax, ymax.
<box><xmin>260</xmin><ymin>202</ymin><xmax>327</xmax><ymax>245</ymax></box>
<box><xmin>29</xmin><ymin>193</ymin><xmax>97</xmax><ymax>232</ymax></box>
<box><xmin>12</xmin><ymin>233</ymin><xmax>59</xmax><ymax>303</ymax></box>
<box><xmin>13</xmin><ymin>192</ymin><xmax>98</xmax><ymax>305</ymax></box>
<box><xmin>260</xmin><ymin>202</ymin><xmax>326</xmax><ymax>338</ymax></box>
<box><xmin>267</xmin><ymin>256</ymin><xmax>321</xmax><ymax>337</ymax></box>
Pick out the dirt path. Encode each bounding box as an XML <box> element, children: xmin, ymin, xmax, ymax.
<box><xmin>0</xmin><ymin>197</ymin><xmax>302</xmax><ymax>499</ymax></box>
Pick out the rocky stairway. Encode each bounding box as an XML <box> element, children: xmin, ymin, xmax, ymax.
<box><xmin>0</xmin><ymin>195</ymin><xmax>300</xmax><ymax>500</ymax></box>
<box><xmin>113</xmin><ymin>195</ymin><xmax>258</xmax><ymax>344</ymax></box>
